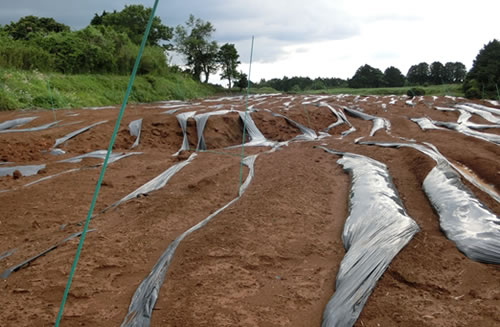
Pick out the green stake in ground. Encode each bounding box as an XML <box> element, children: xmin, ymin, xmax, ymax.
<box><xmin>53</xmin><ymin>0</ymin><xmax>161</xmax><ymax>326</ymax></box>
<box><xmin>237</xmin><ymin>36</ymin><xmax>254</xmax><ymax>196</ymax></box>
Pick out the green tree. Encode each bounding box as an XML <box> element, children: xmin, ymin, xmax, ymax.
<box><xmin>443</xmin><ymin>62</ymin><xmax>466</xmax><ymax>83</ymax></box>
<box><xmin>407</xmin><ymin>62</ymin><xmax>430</xmax><ymax>85</ymax></box>
<box><xmin>175</xmin><ymin>15</ymin><xmax>219</xmax><ymax>83</ymax></box>
<box><xmin>217</xmin><ymin>43</ymin><xmax>240</xmax><ymax>89</ymax></box>
<box><xmin>383</xmin><ymin>66</ymin><xmax>405</xmax><ymax>87</ymax></box>
<box><xmin>464</xmin><ymin>39</ymin><xmax>500</xmax><ymax>99</ymax></box>
<box><xmin>235</xmin><ymin>72</ymin><xmax>248</xmax><ymax>91</ymax></box>
<box><xmin>429</xmin><ymin>61</ymin><xmax>446</xmax><ymax>84</ymax></box>
<box><xmin>2</xmin><ymin>15</ymin><xmax>69</xmax><ymax>40</ymax></box>
<box><xmin>348</xmin><ymin>64</ymin><xmax>384</xmax><ymax>88</ymax></box>
<box><xmin>90</xmin><ymin>5</ymin><xmax>173</xmax><ymax>47</ymax></box>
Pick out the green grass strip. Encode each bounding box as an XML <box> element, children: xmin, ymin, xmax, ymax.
<box><xmin>237</xmin><ymin>36</ymin><xmax>254</xmax><ymax>196</ymax></box>
<box><xmin>53</xmin><ymin>1</ymin><xmax>160</xmax><ymax>325</ymax></box>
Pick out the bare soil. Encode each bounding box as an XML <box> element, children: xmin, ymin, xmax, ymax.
<box><xmin>0</xmin><ymin>94</ymin><xmax>499</xmax><ymax>327</ymax></box>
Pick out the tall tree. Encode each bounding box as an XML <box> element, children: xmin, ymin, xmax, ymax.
<box><xmin>383</xmin><ymin>66</ymin><xmax>405</xmax><ymax>87</ymax></box>
<box><xmin>429</xmin><ymin>61</ymin><xmax>446</xmax><ymax>84</ymax></box>
<box><xmin>90</xmin><ymin>5</ymin><xmax>173</xmax><ymax>47</ymax></box>
<box><xmin>175</xmin><ymin>15</ymin><xmax>219</xmax><ymax>83</ymax></box>
<box><xmin>463</xmin><ymin>39</ymin><xmax>500</xmax><ymax>99</ymax></box>
<box><xmin>2</xmin><ymin>15</ymin><xmax>69</xmax><ymax>40</ymax></box>
<box><xmin>407</xmin><ymin>62</ymin><xmax>430</xmax><ymax>85</ymax></box>
<box><xmin>348</xmin><ymin>64</ymin><xmax>384</xmax><ymax>88</ymax></box>
<box><xmin>443</xmin><ymin>62</ymin><xmax>467</xmax><ymax>83</ymax></box>
<box><xmin>217</xmin><ymin>43</ymin><xmax>240</xmax><ymax>89</ymax></box>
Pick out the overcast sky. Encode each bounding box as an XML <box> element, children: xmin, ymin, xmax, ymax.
<box><xmin>1</xmin><ymin>0</ymin><xmax>499</xmax><ymax>85</ymax></box>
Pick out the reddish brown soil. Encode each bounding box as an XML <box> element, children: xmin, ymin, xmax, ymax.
<box><xmin>0</xmin><ymin>94</ymin><xmax>499</xmax><ymax>327</ymax></box>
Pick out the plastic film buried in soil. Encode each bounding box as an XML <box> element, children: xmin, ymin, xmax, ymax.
<box><xmin>263</xmin><ymin>109</ymin><xmax>318</xmax><ymax>140</ymax></box>
<box><xmin>194</xmin><ymin>110</ymin><xmax>232</xmax><ymax>150</ymax></box>
<box><xmin>318</xmin><ymin>146</ymin><xmax>419</xmax><ymax>327</ymax></box>
<box><xmin>128</xmin><ymin>119</ymin><xmax>143</xmax><ymax>148</ymax></box>
<box><xmin>237</xmin><ymin>111</ymin><xmax>277</xmax><ymax>147</ymax></box>
<box><xmin>120</xmin><ymin>155</ymin><xmax>258</xmax><ymax>327</ymax></box>
<box><xmin>1</xmin><ymin>230</ymin><xmax>95</xmax><ymax>279</ymax></box>
<box><xmin>52</xmin><ymin>120</ymin><xmax>108</xmax><ymax>148</ymax></box>
<box><xmin>57</xmin><ymin>150</ymin><xmax>142</xmax><ymax>164</ymax></box>
<box><xmin>358</xmin><ymin>141</ymin><xmax>500</xmax><ymax>264</ymax></box>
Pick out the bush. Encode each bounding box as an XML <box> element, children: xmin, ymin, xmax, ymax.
<box><xmin>407</xmin><ymin>87</ymin><xmax>426</xmax><ymax>97</ymax></box>
<box><xmin>463</xmin><ymin>79</ymin><xmax>481</xmax><ymax>99</ymax></box>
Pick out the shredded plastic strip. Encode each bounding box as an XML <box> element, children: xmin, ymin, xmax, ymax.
<box><xmin>1</xmin><ymin>230</ymin><xmax>95</xmax><ymax>279</ymax></box>
<box><xmin>121</xmin><ymin>154</ymin><xmax>257</xmax><ymax>327</ymax></box>
<box><xmin>343</xmin><ymin>107</ymin><xmax>390</xmax><ymax>136</ymax></box>
<box><xmin>54</xmin><ymin>1</ymin><xmax>160</xmax><ymax>325</ymax></box>
<box><xmin>194</xmin><ymin>110</ymin><xmax>233</xmax><ymax>150</ymax></box>
<box><xmin>318</xmin><ymin>146</ymin><xmax>419</xmax><ymax>327</ymax></box>
<box><xmin>263</xmin><ymin>109</ymin><xmax>317</xmax><ymax>140</ymax></box>
<box><xmin>52</xmin><ymin>120</ymin><xmax>108</xmax><ymax>148</ymax></box>
<box><xmin>0</xmin><ymin>248</ymin><xmax>16</xmax><ymax>261</ymax></box>
<box><xmin>57</xmin><ymin>150</ymin><xmax>141</xmax><ymax>164</ymax></box>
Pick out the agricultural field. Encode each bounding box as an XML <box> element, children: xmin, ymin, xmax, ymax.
<box><xmin>0</xmin><ymin>93</ymin><xmax>499</xmax><ymax>326</ymax></box>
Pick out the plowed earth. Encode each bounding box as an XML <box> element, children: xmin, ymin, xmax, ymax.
<box><xmin>0</xmin><ymin>94</ymin><xmax>499</xmax><ymax>327</ymax></box>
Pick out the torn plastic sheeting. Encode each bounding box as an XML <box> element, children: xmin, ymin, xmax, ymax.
<box><xmin>173</xmin><ymin>111</ymin><xmax>196</xmax><ymax>155</ymax></box>
<box><xmin>0</xmin><ymin>120</ymin><xmax>61</xmax><ymax>133</ymax></box>
<box><xmin>463</xmin><ymin>103</ymin><xmax>500</xmax><ymax>116</ymax></box>
<box><xmin>319</xmin><ymin>102</ymin><xmax>353</xmax><ymax>131</ymax></box>
<box><xmin>358</xmin><ymin>140</ymin><xmax>500</xmax><ymax>204</ymax></box>
<box><xmin>128</xmin><ymin>119</ymin><xmax>143</xmax><ymax>149</ymax></box>
<box><xmin>52</xmin><ymin>120</ymin><xmax>108</xmax><ymax>148</ymax></box>
<box><xmin>1</xmin><ymin>230</ymin><xmax>95</xmax><ymax>279</ymax></box>
<box><xmin>340</xmin><ymin>126</ymin><xmax>357</xmax><ymax>138</ymax></box>
<box><xmin>0</xmin><ymin>249</ymin><xmax>16</xmax><ymax>261</ymax></box>
<box><xmin>50</xmin><ymin>149</ymin><xmax>66</xmax><ymax>155</ymax></box>
<box><xmin>0</xmin><ymin>164</ymin><xmax>46</xmax><ymax>177</ymax></box>
<box><xmin>318</xmin><ymin>147</ymin><xmax>419</xmax><ymax>327</ymax></box>
<box><xmin>343</xmin><ymin>107</ymin><xmax>390</xmax><ymax>136</ymax></box>
<box><xmin>107</xmin><ymin>153</ymin><xmax>197</xmax><ymax>211</ymax></box>
<box><xmin>423</xmin><ymin>161</ymin><xmax>500</xmax><ymax>264</ymax></box>
<box><xmin>238</xmin><ymin>111</ymin><xmax>277</xmax><ymax>147</ymax></box>
<box><xmin>120</xmin><ymin>154</ymin><xmax>257</xmax><ymax>327</ymax></box>
<box><xmin>455</xmin><ymin>104</ymin><xmax>500</xmax><ymax>124</ymax></box>
<box><xmin>57</xmin><ymin>150</ymin><xmax>142</xmax><ymax>164</ymax></box>
<box><xmin>194</xmin><ymin>110</ymin><xmax>233</xmax><ymax>150</ymax></box>
<box><xmin>0</xmin><ymin>117</ymin><xmax>37</xmax><ymax>131</ymax></box>
<box><xmin>433</xmin><ymin>121</ymin><xmax>500</xmax><ymax>145</ymax></box>
<box><xmin>263</xmin><ymin>109</ymin><xmax>317</xmax><ymax>140</ymax></box>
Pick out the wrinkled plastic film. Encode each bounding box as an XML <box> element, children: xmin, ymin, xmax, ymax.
<box><xmin>194</xmin><ymin>110</ymin><xmax>232</xmax><ymax>150</ymax></box>
<box><xmin>319</xmin><ymin>147</ymin><xmax>419</xmax><ymax>327</ymax></box>
<box><xmin>128</xmin><ymin>119</ymin><xmax>143</xmax><ymax>149</ymax></box>
<box><xmin>237</xmin><ymin>112</ymin><xmax>277</xmax><ymax>147</ymax></box>
<box><xmin>58</xmin><ymin>150</ymin><xmax>141</xmax><ymax>164</ymax></box>
<box><xmin>121</xmin><ymin>155</ymin><xmax>258</xmax><ymax>327</ymax></box>
<box><xmin>343</xmin><ymin>107</ymin><xmax>390</xmax><ymax>136</ymax></box>
<box><xmin>173</xmin><ymin>111</ymin><xmax>196</xmax><ymax>155</ymax></box>
<box><xmin>263</xmin><ymin>109</ymin><xmax>317</xmax><ymax>140</ymax></box>
<box><xmin>423</xmin><ymin>162</ymin><xmax>500</xmax><ymax>264</ymax></box>
<box><xmin>0</xmin><ymin>249</ymin><xmax>16</xmax><ymax>261</ymax></box>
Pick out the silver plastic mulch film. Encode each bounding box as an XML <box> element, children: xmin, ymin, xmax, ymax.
<box><xmin>173</xmin><ymin>111</ymin><xmax>196</xmax><ymax>155</ymax></box>
<box><xmin>0</xmin><ymin>164</ymin><xmax>46</xmax><ymax>177</ymax></box>
<box><xmin>128</xmin><ymin>119</ymin><xmax>143</xmax><ymax>149</ymax></box>
<box><xmin>121</xmin><ymin>155</ymin><xmax>258</xmax><ymax>327</ymax></box>
<box><xmin>52</xmin><ymin>120</ymin><xmax>108</xmax><ymax>148</ymax></box>
<box><xmin>343</xmin><ymin>107</ymin><xmax>390</xmax><ymax>137</ymax></box>
<box><xmin>358</xmin><ymin>141</ymin><xmax>500</xmax><ymax>264</ymax></box>
<box><xmin>0</xmin><ymin>117</ymin><xmax>37</xmax><ymax>131</ymax></box>
<box><xmin>319</xmin><ymin>147</ymin><xmax>419</xmax><ymax>327</ymax></box>
<box><xmin>0</xmin><ymin>121</ymin><xmax>61</xmax><ymax>133</ymax></box>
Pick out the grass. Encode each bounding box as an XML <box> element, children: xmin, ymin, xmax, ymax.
<box><xmin>305</xmin><ymin>84</ymin><xmax>464</xmax><ymax>97</ymax></box>
<box><xmin>0</xmin><ymin>68</ymin><xmax>217</xmax><ymax>111</ymax></box>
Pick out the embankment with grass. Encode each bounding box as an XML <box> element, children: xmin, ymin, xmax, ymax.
<box><xmin>0</xmin><ymin>68</ymin><xmax>218</xmax><ymax>111</ymax></box>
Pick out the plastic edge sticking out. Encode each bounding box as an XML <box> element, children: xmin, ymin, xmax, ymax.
<box><xmin>120</xmin><ymin>154</ymin><xmax>258</xmax><ymax>327</ymax></box>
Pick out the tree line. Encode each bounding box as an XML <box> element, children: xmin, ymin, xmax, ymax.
<box><xmin>0</xmin><ymin>5</ymin><xmax>241</xmax><ymax>88</ymax></box>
